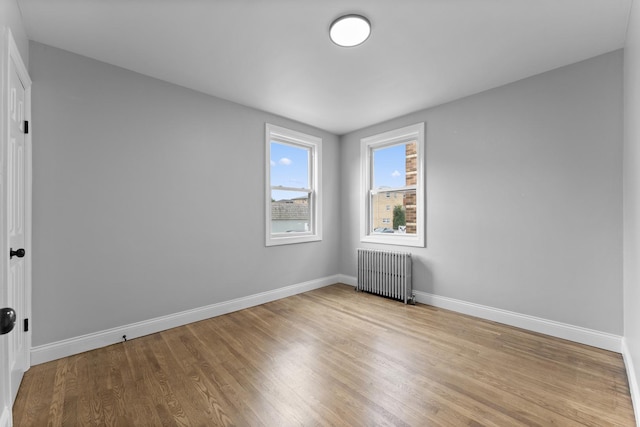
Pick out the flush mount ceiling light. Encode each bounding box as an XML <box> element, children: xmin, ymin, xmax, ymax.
<box><xmin>329</xmin><ymin>15</ymin><xmax>371</xmax><ymax>47</ymax></box>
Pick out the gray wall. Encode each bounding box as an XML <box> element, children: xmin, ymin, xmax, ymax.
<box><xmin>29</xmin><ymin>42</ymin><xmax>340</xmax><ymax>346</ymax></box>
<box><xmin>624</xmin><ymin>0</ymin><xmax>640</xmax><ymax>408</ymax></box>
<box><xmin>0</xmin><ymin>0</ymin><xmax>28</xmax><ymax>65</ymax></box>
<box><xmin>340</xmin><ymin>51</ymin><xmax>623</xmax><ymax>334</ymax></box>
<box><xmin>28</xmin><ymin>38</ymin><xmax>624</xmax><ymax>348</ymax></box>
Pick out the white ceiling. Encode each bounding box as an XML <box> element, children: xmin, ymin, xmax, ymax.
<box><xmin>18</xmin><ymin>0</ymin><xmax>633</xmax><ymax>135</ymax></box>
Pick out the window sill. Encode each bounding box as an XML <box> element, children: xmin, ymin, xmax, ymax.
<box><xmin>361</xmin><ymin>234</ymin><xmax>424</xmax><ymax>248</ymax></box>
<box><xmin>266</xmin><ymin>234</ymin><xmax>322</xmax><ymax>247</ymax></box>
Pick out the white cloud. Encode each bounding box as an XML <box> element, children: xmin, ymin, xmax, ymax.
<box><xmin>279</xmin><ymin>157</ymin><xmax>292</xmax><ymax>166</ymax></box>
<box><xmin>391</xmin><ymin>170</ymin><xmax>401</xmax><ymax>177</ymax></box>
<box><xmin>270</xmin><ymin>160</ymin><xmax>275</xmax><ymax>167</ymax></box>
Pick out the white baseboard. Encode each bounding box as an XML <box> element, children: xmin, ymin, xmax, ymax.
<box><xmin>622</xmin><ymin>338</ymin><xmax>640</xmax><ymax>425</ymax></box>
<box><xmin>341</xmin><ymin>274</ymin><xmax>622</xmax><ymax>353</ymax></box>
<box><xmin>31</xmin><ymin>275</ymin><xmax>341</xmax><ymax>365</ymax></box>
<box><xmin>31</xmin><ymin>274</ymin><xmax>624</xmax><ymax>365</ymax></box>
<box><xmin>414</xmin><ymin>290</ymin><xmax>622</xmax><ymax>352</ymax></box>
<box><xmin>336</xmin><ymin>274</ymin><xmax>357</xmax><ymax>287</ymax></box>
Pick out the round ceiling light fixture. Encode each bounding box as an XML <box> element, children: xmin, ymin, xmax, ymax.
<box><xmin>329</xmin><ymin>14</ymin><xmax>371</xmax><ymax>47</ymax></box>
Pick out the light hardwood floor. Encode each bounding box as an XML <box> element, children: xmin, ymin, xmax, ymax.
<box><xmin>13</xmin><ymin>284</ymin><xmax>635</xmax><ymax>426</ymax></box>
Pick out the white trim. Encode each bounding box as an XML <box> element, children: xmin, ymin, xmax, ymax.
<box><xmin>0</xmin><ymin>26</ymin><xmax>9</xmax><ymax>427</ymax></box>
<box><xmin>340</xmin><ymin>274</ymin><xmax>622</xmax><ymax>352</ymax></box>
<box><xmin>31</xmin><ymin>275</ymin><xmax>341</xmax><ymax>365</ymax></box>
<box><xmin>6</xmin><ymin>31</ymin><xmax>30</xmax><ymax>88</ymax></box>
<box><xmin>265</xmin><ymin>123</ymin><xmax>322</xmax><ymax>246</ymax></box>
<box><xmin>0</xmin><ymin>408</ymin><xmax>10</xmax><ymax>427</ymax></box>
<box><xmin>360</xmin><ymin>122</ymin><xmax>425</xmax><ymax>248</ymax></box>
<box><xmin>337</xmin><ymin>274</ymin><xmax>357</xmax><ymax>287</ymax></box>
<box><xmin>622</xmin><ymin>338</ymin><xmax>640</xmax><ymax>424</ymax></box>
<box><xmin>414</xmin><ymin>290</ymin><xmax>621</xmax><ymax>352</ymax></box>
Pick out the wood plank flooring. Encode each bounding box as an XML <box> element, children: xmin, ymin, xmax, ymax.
<box><xmin>13</xmin><ymin>284</ymin><xmax>635</xmax><ymax>426</ymax></box>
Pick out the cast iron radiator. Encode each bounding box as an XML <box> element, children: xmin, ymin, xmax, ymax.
<box><xmin>356</xmin><ymin>248</ymin><xmax>415</xmax><ymax>304</ymax></box>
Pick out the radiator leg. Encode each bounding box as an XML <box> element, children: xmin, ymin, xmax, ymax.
<box><xmin>408</xmin><ymin>294</ymin><xmax>416</xmax><ymax>305</ymax></box>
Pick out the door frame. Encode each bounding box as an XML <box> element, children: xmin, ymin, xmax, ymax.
<box><xmin>0</xmin><ymin>26</ymin><xmax>32</xmax><ymax>427</ymax></box>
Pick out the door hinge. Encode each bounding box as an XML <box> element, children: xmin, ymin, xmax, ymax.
<box><xmin>24</xmin><ymin>120</ymin><xmax>28</xmax><ymax>134</ymax></box>
<box><xmin>24</xmin><ymin>318</ymin><xmax>29</xmax><ymax>332</ymax></box>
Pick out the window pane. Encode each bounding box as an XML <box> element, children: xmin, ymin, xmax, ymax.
<box><xmin>270</xmin><ymin>142</ymin><xmax>310</xmax><ymax>189</ymax></box>
<box><xmin>271</xmin><ymin>190</ymin><xmax>311</xmax><ymax>233</ymax></box>
<box><xmin>266</xmin><ymin>123</ymin><xmax>322</xmax><ymax>246</ymax></box>
<box><xmin>372</xmin><ymin>141</ymin><xmax>417</xmax><ymax>190</ymax></box>
<box><xmin>371</xmin><ymin>189</ymin><xmax>416</xmax><ymax>234</ymax></box>
<box><xmin>361</xmin><ymin>122</ymin><xmax>424</xmax><ymax>246</ymax></box>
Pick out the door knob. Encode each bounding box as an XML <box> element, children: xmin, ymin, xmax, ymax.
<box><xmin>0</xmin><ymin>307</ymin><xmax>16</xmax><ymax>335</ymax></box>
<box><xmin>10</xmin><ymin>248</ymin><xmax>25</xmax><ymax>259</ymax></box>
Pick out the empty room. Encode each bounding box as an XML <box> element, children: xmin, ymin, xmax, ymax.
<box><xmin>1</xmin><ymin>0</ymin><xmax>640</xmax><ymax>425</ymax></box>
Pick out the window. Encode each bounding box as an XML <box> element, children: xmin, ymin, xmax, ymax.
<box><xmin>266</xmin><ymin>124</ymin><xmax>322</xmax><ymax>246</ymax></box>
<box><xmin>361</xmin><ymin>122</ymin><xmax>425</xmax><ymax>247</ymax></box>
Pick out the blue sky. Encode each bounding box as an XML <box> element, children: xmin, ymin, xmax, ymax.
<box><xmin>373</xmin><ymin>144</ymin><xmax>406</xmax><ymax>189</ymax></box>
<box><xmin>270</xmin><ymin>141</ymin><xmax>407</xmax><ymax>200</ymax></box>
<box><xmin>270</xmin><ymin>142</ymin><xmax>310</xmax><ymax>201</ymax></box>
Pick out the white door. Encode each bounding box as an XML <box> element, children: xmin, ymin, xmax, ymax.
<box><xmin>0</xmin><ymin>28</ymin><xmax>31</xmax><ymax>427</ymax></box>
<box><xmin>7</xmin><ymin>52</ymin><xmax>27</xmax><ymax>403</ymax></box>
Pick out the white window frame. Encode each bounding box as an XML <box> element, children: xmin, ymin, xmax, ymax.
<box><xmin>360</xmin><ymin>122</ymin><xmax>425</xmax><ymax>247</ymax></box>
<box><xmin>265</xmin><ymin>123</ymin><xmax>322</xmax><ymax>246</ymax></box>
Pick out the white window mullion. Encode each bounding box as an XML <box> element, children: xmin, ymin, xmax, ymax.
<box><xmin>370</xmin><ymin>186</ymin><xmax>416</xmax><ymax>196</ymax></box>
<box><xmin>272</xmin><ymin>186</ymin><xmax>312</xmax><ymax>193</ymax></box>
